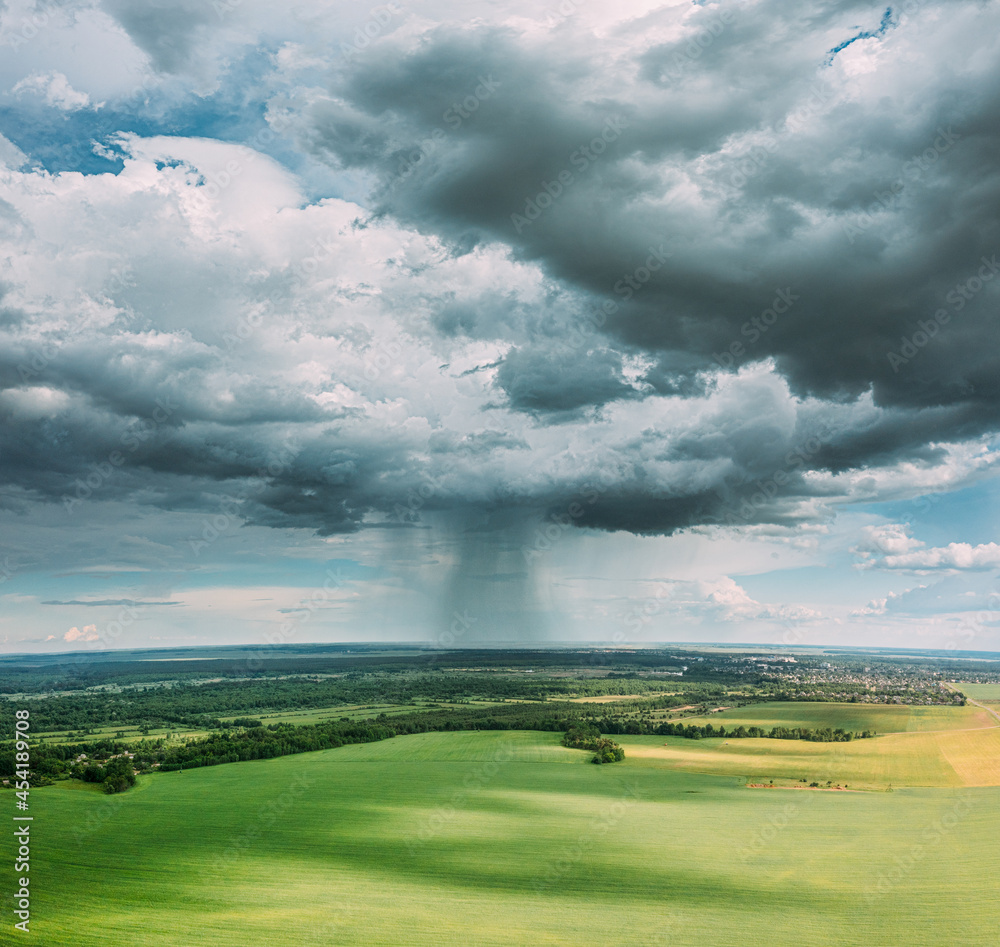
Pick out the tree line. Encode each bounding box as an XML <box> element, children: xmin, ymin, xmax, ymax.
<box><xmin>1</xmin><ymin>699</ymin><xmax>874</xmax><ymax>792</ymax></box>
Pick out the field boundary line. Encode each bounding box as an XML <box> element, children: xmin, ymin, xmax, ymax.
<box><xmin>964</xmin><ymin>697</ymin><xmax>1000</xmax><ymax>726</ymax></box>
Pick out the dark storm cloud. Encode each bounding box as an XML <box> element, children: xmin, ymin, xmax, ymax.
<box><xmin>102</xmin><ymin>0</ymin><xmax>216</xmax><ymax>74</ymax></box>
<box><xmin>301</xmin><ymin>1</ymin><xmax>1000</xmax><ymax>449</ymax></box>
<box><xmin>0</xmin><ymin>399</ymin><xmax>404</xmax><ymax>535</ymax></box>
<box><xmin>494</xmin><ymin>345</ymin><xmax>640</xmax><ymax>415</ymax></box>
<box><xmin>556</xmin><ymin>490</ymin><xmax>724</xmax><ymax>536</ymax></box>
<box><xmin>3</xmin><ymin>0</ymin><xmax>1000</xmax><ymax>552</ymax></box>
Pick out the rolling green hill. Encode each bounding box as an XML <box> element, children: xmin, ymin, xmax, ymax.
<box><xmin>6</xmin><ymin>727</ymin><xmax>999</xmax><ymax>946</ymax></box>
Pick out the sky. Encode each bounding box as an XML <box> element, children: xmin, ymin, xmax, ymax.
<box><xmin>1</xmin><ymin>0</ymin><xmax>1000</xmax><ymax>655</ymax></box>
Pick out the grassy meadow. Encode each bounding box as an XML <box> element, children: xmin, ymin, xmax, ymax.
<box><xmin>674</xmin><ymin>700</ymin><xmax>993</xmax><ymax>733</ymax></box>
<box><xmin>7</xmin><ymin>703</ymin><xmax>1000</xmax><ymax>946</ymax></box>
<box><xmin>955</xmin><ymin>681</ymin><xmax>1000</xmax><ymax>702</ymax></box>
<box><xmin>621</xmin><ymin>728</ymin><xmax>1000</xmax><ymax>789</ymax></box>
<box><xmin>37</xmin><ymin>700</ymin><xmax>514</xmax><ymax>746</ymax></box>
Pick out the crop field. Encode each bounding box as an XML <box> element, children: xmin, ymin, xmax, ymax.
<box><xmin>567</xmin><ymin>694</ymin><xmax>648</xmax><ymax>703</ymax></box>
<box><xmin>675</xmin><ymin>701</ymin><xmax>993</xmax><ymax>733</ymax></box>
<box><xmin>236</xmin><ymin>698</ymin><xmax>512</xmax><ymax>727</ymax></box>
<box><xmin>621</xmin><ymin>726</ymin><xmax>1000</xmax><ymax>789</ymax></box>
<box><xmin>955</xmin><ymin>682</ymin><xmax>1000</xmax><ymax>702</ymax></box>
<box><xmin>7</xmin><ymin>726</ymin><xmax>999</xmax><ymax>946</ymax></box>
<box><xmin>39</xmin><ymin>725</ymin><xmax>216</xmax><ymax>745</ymax></box>
<box><xmin>37</xmin><ymin>699</ymin><xmax>512</xmax><ymax>745</ymax></box>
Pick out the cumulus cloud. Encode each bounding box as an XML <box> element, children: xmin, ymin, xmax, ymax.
<box><xmin>0</xmin><ymin>129</ymin><xmax>997</xmax><ymax>546</ymax></box>
<box><xmin>294</xmin><ymin>0</ymin><xmax>1000</xmax><ymax>425</ymax></box>
<box><xmin>640</xmin><ymin>576</ymin><xmax>820</xmax><ymax>625</ymax></box>
<box><xmin>12</xmin><ymin>72</ymin><xmax>96</xmax><ymax>110</ymax></box>
<box><xmin>854</xmin><ymin>525</ymin><xmax>1000</xmax><ymax>572</ymax></box>
<box><xmin>0</xmin><ymin>134</ymin><xmax>27</xmax><ymax>168</ymax></box>
<box><xmin>881</xmin><ymin>542</ymin><xmax>1000</xmax><ymax>572</ymax></box>
<box><xmin>693</xmin><ymin>576</ymin><xmax>821</xmax><ymax>623</ymax></box>
<box><xmin>64</xmin><ymin>624</ymin><xmax>99</xmax><ymax>642</ymax></box>
<box><xmin>0</xmin><ymin>0</ymin><xmax>999</xmax><ymax>647</ymax></box>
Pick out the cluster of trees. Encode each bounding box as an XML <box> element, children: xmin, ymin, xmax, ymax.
<box><xmin>101</xmin><ymin>758</ymin><xmax>136</xmax><ymax>794</ymax></box>
<box><xmin>0</xmin><ymin>697</ymin><xmax>880</xmax><ymax>788</ymax></box>
<box><xmin>155</xmin><ymin>720</ymin><xmax>396</xmax><ymax>770</ymax></box>
<box><xmin>652</xmin><ymin>721</ymin><xmax>874</xmax><ymax>742</ymax></box>
<box><xmin>0</xmin><ymin>673</ymin><xmax>720</xmax><ymax>733</ymax></box>
<box><xmin>0</xmin><ymin>737</ymin><xmax>152</xmax><ymax>787</ymax></box>
<box><xmin>2</xmin><ymin>702</ymin><xmax>616</xmax><ymax>783</ymax></box>
<box><xmin>3</xmin><ymin>645</ymin><xmax>973</xmax><ymax>739</ymax></box>
<box><xmin>561</xmin><ymin>726</ymin><xmax>625</xmax><ymax>764</ymax></box>
<box><xmin>0</xmin><ymin>646</ymin><xmax>743</xmax><ymax>695</ymax></box>
<box><xmin>76</xmin><ymin>756</ymin><xmax>137</xmax><ymax>794</ymax></box>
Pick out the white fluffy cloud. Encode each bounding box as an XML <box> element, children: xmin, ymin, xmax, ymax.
<box><xmin>64</xmin><ymin>624</ymin><xmax>99</xmax><ymax>642</ymax></box>
<box><xmin>854</xmin><ymin>525</ymin><xmax>1000</xmax><ymax>572</ymax></box>
<box><xmin>12</xmin><ymin>72</ymin><xmax>96</xmax><ymax>110</ymax></box>
<box><xmin>637</xmin><ymin>576</ymin><xmax>821</xmax><ymax>625</ymax></box>
<box><xmin>879</xmin><ymin>542</ymin><xmax>1000</xmax><ymax>572</ymax></box>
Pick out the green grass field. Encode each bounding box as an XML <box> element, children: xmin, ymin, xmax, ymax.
<box><xmin>6</xmin><ymin>726</ymin><xmax>1000</xmax><ymax>946</ymax></box>
<box><xmin>955</xmin><ymin>682</ymin><xmax>1000</xmax><ymax>702</ymax></box>
<box><xmin>675</xmin><ymin>700</ymin><xmax>993</xmax><ymax>733</ymax></box>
